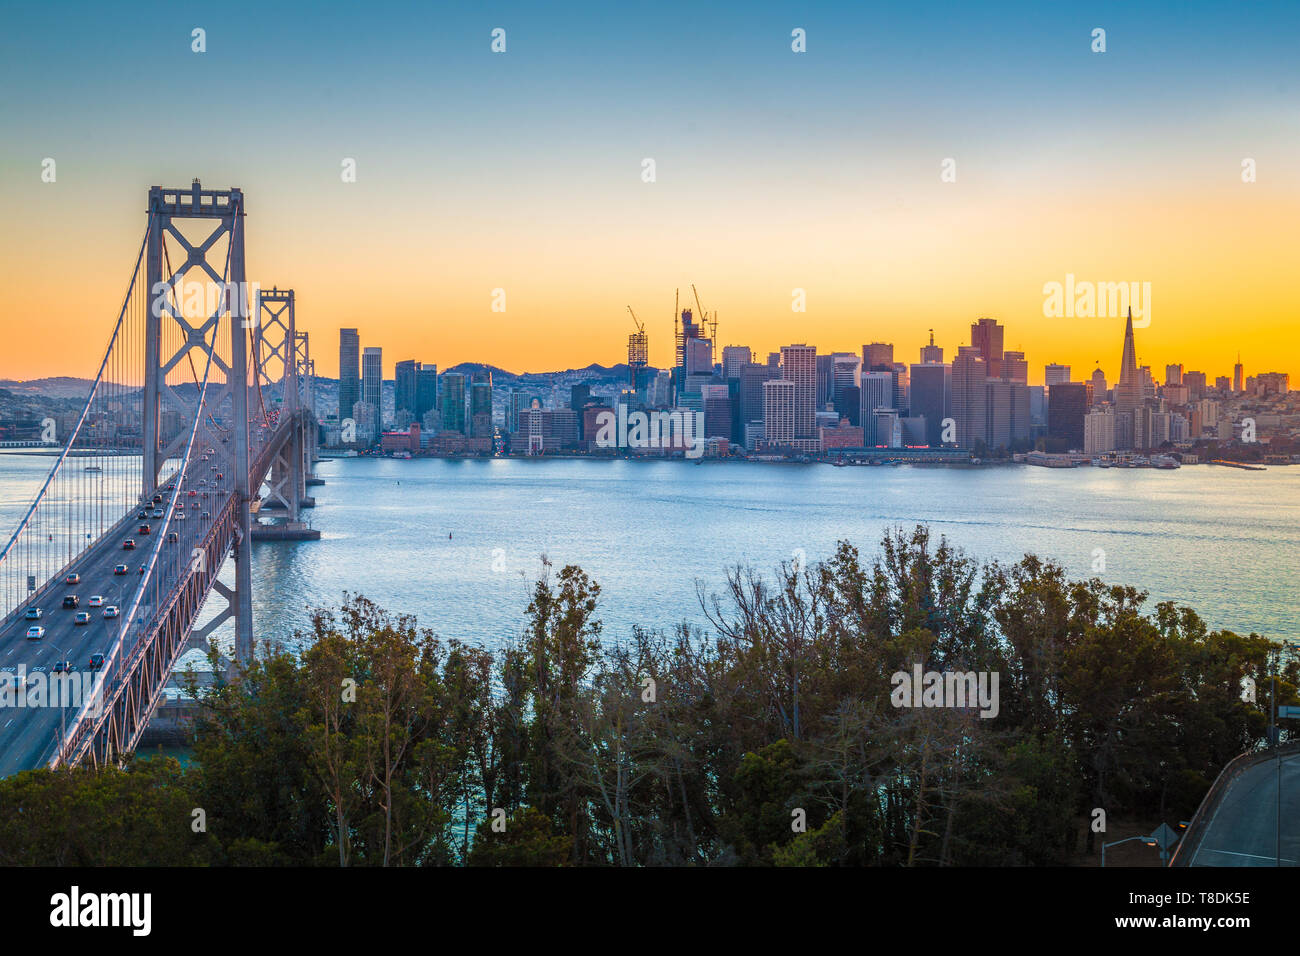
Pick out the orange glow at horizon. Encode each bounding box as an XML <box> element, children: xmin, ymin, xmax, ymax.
<box><xmin>2</xmin><ymin>183</ymin><xmax>1297</xmax><ymax>388</ymax></box>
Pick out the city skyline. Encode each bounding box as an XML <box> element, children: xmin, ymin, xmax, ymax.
<box><xmin>2</xmin><ymin>2</ymin><xmax>1299</xmax><ymax>384</ymax></box>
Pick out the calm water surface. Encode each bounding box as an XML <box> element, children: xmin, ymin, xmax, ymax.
<box><xmin>2</xmin><ymin>454</ymin><xmax>1297</xmax><ymax>652</ymax></box>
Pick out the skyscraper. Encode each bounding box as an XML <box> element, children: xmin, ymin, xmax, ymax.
<box><xmin>722</xmin><ymin>345</ymin><xmax>752</xmax><ymax>379</ymax></box>
<box><xmin>1090</xmin><ymin>367</ymin><xmax>1108</xmax><ymax>405</ymax></box>
<box><xmin>740</xmin><ymin>363</ymin><xmax>779</xmax><ymax>427</ymax></box>
<box><xmin>863</xmin><ymin>342</ymin><xmax>894</xmax><ymax>371</ymax></box>
<box><xmin>1047</xmin><ymin>382</ymin><xmax>1088</xmax><ymax>450</ymax></box>
<box><xmin>951</xmin><ymin>346</ymin><xmax>988</xmax><ymax>449</ymax></box>
<box><xmin>362</xmin><ymin>347</ymin><xmax>383</xmax><ymax>426</ymax></box>
<box><xmin>338</xmin><ymin>328</ymin><xmax>360</xmax><ymax>421</ymax></box>
<box><xmin>1114</xmin><ymin>308</ymin><xmax>1142</xmax><ymax>448</ymax></box>
<box><xmin>970</xmin><ymin>318</ymin><xmax>1004</xmax><ymax>379</ymax></box>
<box><xmin>395</xmin><ymin>360</ymin><xmax>420</xmax><ymax>421</ymax></box>
<box><xmin>780</xmin><ymin>344</ymin><xmax>817</xmax><ymax>438</ymax></box>
<box><xmin>470</xmin><ymin>371</ymin><xmax>493</xmax><ymax>438</ymax></box>
<box><xmin>416</xmin><ymin>364</ymin><xmax>438</xmax><ymax>423</ymax></box>
<box><xmin>441</xmin><ymin>372</ymin><xmax>466</xmax><ymax>434</ymax></box>
<box><xmin>999</xmin><ymin>351</ymin><xmax>1027</xmax><ymax>386</ymax></box>
<box><xmin>919</xmin><ymin>330</ymin><xmax>943</xmax><ymax>364</ymax></box>
<box><xmin>1165</xmin><ymin>363</ymin><xmax>1183</xmax><ymax>386</ymax></box>
<box><xmin>831</xmin><ymin>353</ymin><xmax>862</xmax><ymax>410</ymax></box>
<box><xmin>1044</xmin><ymin>364</ymin><xmax>1071</xmax><ymax>387</ymax></box>
<box><xmin>1233</xmin><ymin>354</ymin><xmax>1244</xmax><ymax>393</ymax></box>
<box><xmin>910</xmin><ymin>362</ymin><xmax>951</xmax><ymax>446</ymax></box>
<box><xmin>763</xmin><ymin>379</ymin><xmax>796</xmax><ymax>445</ymax></box>
<box><xmin>859</xmin><ymin>371</ymin><xmax>893</xmax><ymax>444</ymax></box>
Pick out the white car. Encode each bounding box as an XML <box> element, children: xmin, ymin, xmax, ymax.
<box><xmin>89</xmin><ymin>595</ymin><xmax>104</xmax><ymax>608</ymax></box>
<box><xmin>25</xmin><ymin>625</ymin><xmax>45</xmax><ymax>640</ymax></box>
<box><xmin>73</xmin><ymin>611</ymin><xmax>91</xmax><ymax>626</ymax></box>
<box><xmin>102</xmin><ymin>605</ymin><xmax>119</xmax><ymax>619</ymax></box>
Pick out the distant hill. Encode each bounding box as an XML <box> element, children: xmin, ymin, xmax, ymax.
<box><xmin>0</xmin><ymin>377</ymin><xmax>96</xmax><ymax>399</ymax></box>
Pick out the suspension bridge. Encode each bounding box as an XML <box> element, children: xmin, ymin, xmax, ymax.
<box><xmin>0</xmin><ymin>181</ymin><xmax>320</xmax><ymax>775</ymax></box>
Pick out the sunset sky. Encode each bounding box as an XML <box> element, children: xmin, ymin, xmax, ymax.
<box><xmin>1</xmin><ymin>0</ymin><xmax>1297</xmax><ymax>385</ymax></box>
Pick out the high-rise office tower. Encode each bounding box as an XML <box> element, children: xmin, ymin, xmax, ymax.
<box><xmin>816</xmin><ymin>355</ymin><xmax>834</xmax><ymax>408</ymax></box>
<box><xmin>910</xmin><ymin>362</ymin><xmax>951</xmax><ymax>446</ymax></box>
<box><xmin>1001</xmin><ymin>351</ymin><xmax>1028</xmax><ymax>386</ymax></box>
<box><xmin>470</xmin><ymin>371</ymin><xmax>493</xmax><ymax>438</ymax></box>
<box><xmin>1184</xmin><ymin>370</ymin><xmax>1206</xmax><ymax>401</ymax></box>
<box><xmin>1165</xmin><ymin>363</ymin><xmax>1183</xmax><ymax>386</ymax></box>
<box><xmin>740</xmin><ymin>363</ymin><xmax>779</xmax><ymax>427</ymax></box>
<box><xmin>1045</xmin><ymin>364</ymin><xmax>1071</xmax><ymax>387</ymax></box>
<box><xmin>970</xmin><ymin>318</ymin><xmax>1005</xmax><ymax>379</ymax></box>
<box><xmin>362</xmin><ymin>347</ymin><xmax>383</xmax><ymax>426</ymax></box>
<box><xmin>951</xmin><ymin>346</ymin><xmax>988</xmax><ymax>449</ymax></box>
<box><xmin>859</xmin><ymin>371</ymin><xmax>894</xmax><ymax>444</ymax></box>
<box><xmin>1047</xmin><ymin>382</ymin><xmax>1088</xmax><ymax>450</ymax></box>
<box><xmin>416</xmin><ymin>364</ymin><xmax>438</xmax><ymax>423</ymax></box>
<box><xmin>722</xmin><ymin>345</ymin><xmax>752</xmax><ymax>379</ymax></box>
<box><xmin>339</xmin><ymin>328</ymin><xmax>360</xmax><ymax>421</ymax></box>
<box><xmin>1233</xmin><ymin>354</ymin><xmax>1244</xmax><ymax>393</ymax></box>
<box><xmin>863</xmin><ymin>342</ymin><xmax>894</xmax><ymax>371</ymax></box>
<box><xmin>395</xmin><ymin>360</ymin><xmax>420</xmax><ymax>421</ymax></box>
<box><xmin>919</xmin><ymin>330</ymin><xmax>943</xmax><ymax>364</ymax></box>
<box><xmin>779</xmin><ymin>344</ymin><xmax>817</xmax><ymax>438</ymax></box>
<box><xmin>831</xmin><ymin>353</ymin><xmax>861</xmax><ymax>409</ymax></box>
<box><xmin>685</xmin><ymin>337</ymin><xmax>713</xmax><ymax>375</ymax></box>
<box><xmin>763</xmin><ymin>379</ymin><xmax>796</xmax><ymax>445</ymax></box>
<box><xmin>440</xmin><ymin>372</ymin><xmax>467</xmax><ymax>434</ymax></box>
<box><xmin>570</xmin><ymin>384</ymin><xmax>591</xmax><ymax>411</ymax></box>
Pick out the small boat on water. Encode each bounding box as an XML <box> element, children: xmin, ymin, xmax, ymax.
<box><xmin>1091</xmin><ymin>457</ymin><xmax>1111</xmax><ymax>468</ymax></box>
<box><xmin>1151</xmin><ymin>455</ymin><xmax>1181</xmax><ymax>470</ymax></box>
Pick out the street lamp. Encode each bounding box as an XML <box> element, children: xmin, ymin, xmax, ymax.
<box><xmin>1101</xmin><ymin>835</ymin><xmax>1158</xmax><ymax>868</ymax></box>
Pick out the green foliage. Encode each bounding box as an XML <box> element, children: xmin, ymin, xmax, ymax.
<box><xmin>1</xmin><ymin>528</ymin><xmax>1281</xmax><ymax>867</ymax></box>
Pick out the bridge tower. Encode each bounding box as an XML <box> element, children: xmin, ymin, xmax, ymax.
<box><xmin>142</xmin><ymin>180</ymin><xmax>256</xmax><ymax>664</ymax></box>
<box><xmin>255</xmin><ymin>288</ymin><xmax>312</xmax><ymax>522</ymax></box>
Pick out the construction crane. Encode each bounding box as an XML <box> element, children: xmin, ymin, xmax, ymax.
<box><xmin>691</xmin><ymin>284</ymin><xmax>718</xmax><ymax>341</ymax></box>
<box><xmin>626</xmin><ymin>306</ymin><xmax>648</xmax><ymax>387</ymax></box>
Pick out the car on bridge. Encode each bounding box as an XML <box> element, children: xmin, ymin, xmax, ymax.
<box><xmin>137</xmin><ymin>565</ymin><xmax>146</xmax><ymax>575</ymax></box>
<box><xmin>201</xmin><ymin>511</ymin><xmax>211</xmax><ymax>520</ymax></box>
<box><xmin>138</xmin><ymin>524</ymin><xmax>151</xmax><ymax>535</ymax></box>
<box><xmin>88</xmin><ymin>653</ymin><xmax>105</xmax><ymax>670</ymax></box>
<box><xmin>137</xmin><ymin>509</ymin><xmax>148</xmax><ymax>519</ymax></box>
<box><xmin>24</xmin><ymin>607</ymin><xmax>42</xmax><ymax>620</ymax></box>
<box><xmin>122</xmin><ymin>538</ymin><xmax>136</xmax><ymax>550</ymax></box>
<box><xmin>103</xmin><ymin>606</ymin><xmax>119</xmax><ymax>619</ymax></box>
<box><xmin>188</xmin><ymin>489</ymin><xmax>197</xmax><ymax>497</ymax></box>
<box><xmin>89</xmin><ymin>595</ymin><xmax>103</xmax><ymax>608</ymax></box>
<box><xmin>65</xmin><ymin>573</ymin><xmax>80</xmax><ymax>585</ymax></box>
<box><xmin>52</xmin><ymin>660</ymin><xmax>71</xmax><ymax>673</ymax></box>
<box><xmin>152</xmin><ymin>493</ymin><xmax>162</xmax><ymax>505</ymax></box>
<box><xmin>25</xmin><ymin>625</ymin><xmax>44</xmax><ymax>640</ymax></box>
<box><xmin>114</xmin><ymin>564</ymin><xmax>128</xmax><ymax>575</ymax></box>
<box><xmin>175</xmin><ymin>513</ymin><xmax>186</xmax><ymax>521</ymax></box>
<box><xmin>167</xmin><ymin>531</ymin><xmax>179</xmax><ymax>543</ymax></box>
<box><xmin>151</xmin><ymin>508</ymin><xmax>164</xmax><ymax>519</ymax></box>
<box><xmin>74</xmin><ymin>611</ymin><xmax>91</xmax><ymax>626</ymax></box>
<box><xmin>62</xmin><ymin>595</ymin><xmax>78</xmax><ymax>609</ymax></box>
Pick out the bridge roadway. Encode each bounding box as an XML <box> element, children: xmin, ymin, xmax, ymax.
<box><xmin>0</xmin><ymin>471</ymin><xmax>230</xmax><ymax>775</ymax></box>
<box><xmin>1179</xmin><ymin>748</ymin><xmax>1300</xmax><ymax>866</ymax></box>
